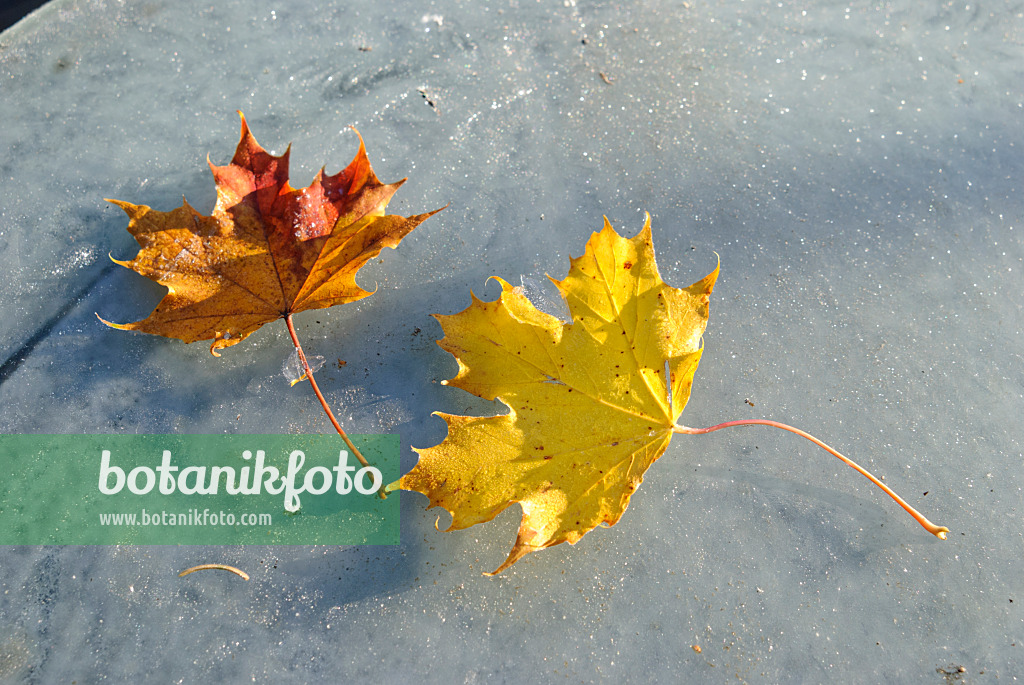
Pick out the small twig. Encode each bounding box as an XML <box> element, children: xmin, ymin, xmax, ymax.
<box><xmin>674</xmin><ymin>419</ymin><xmax>948</xmax><ymax>539</ymax></box>
<box><xmin>417</xmin><ymin>87</ymin><xmax>439</xmax><ymax>114</ymax></box>
<box><xmin>178</xmin><ymin>564</ymin><xmax>250</xmax><ymax>580</ymax></box>
<box><xmin>285</xmin><ymin>313</ymin><xmax>387</xmax><ymax>499</ymax></box>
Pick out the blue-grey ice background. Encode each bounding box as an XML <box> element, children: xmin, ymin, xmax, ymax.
<box><xmin>1</xmin><ymin>0</ymin><xmax>1022</xmax><ymax>681</ymax></box>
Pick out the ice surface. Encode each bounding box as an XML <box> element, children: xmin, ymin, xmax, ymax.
<box><xmin>1</xmin><ymin>0</ymin><xmax>1022</xmax><ymax>681</ymax></box>
<box><xmin>282</xmin><ymin>348</ymin><xmax>326</xmax><ymax>387</ymax></box>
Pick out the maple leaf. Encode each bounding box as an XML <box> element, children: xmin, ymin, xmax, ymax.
<box><xmin>390</xmin><ymin>215</ymin><xmax>717</xmax><ymax>574</ymax></box>
<box><xmin>101</xmin><ymin>112</ymin><xmax>441</xmax><ymax>355</ymax></box>
<box><xmin>391</xmin><ymin>215</ymin><xmax>947</xmax><ymax>575</ymax></box>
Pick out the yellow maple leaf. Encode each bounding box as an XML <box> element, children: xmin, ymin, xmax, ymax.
<box><xmin>391</xmin><ymin>215</ymin><xmax>947</xmax><ymax>575</ymax></box>
<box><xmin>101</xmin><ymin>112</ymin><xmax>441</xmax><ymax>355</ymax></box>
<box><xmin>391</xmin><ymin>215</ymin><xmax>716</xmax><ymax>574</ymax></box>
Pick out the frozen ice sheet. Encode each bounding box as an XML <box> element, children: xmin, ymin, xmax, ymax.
<box><xmin>1</xmin><ymin>0</ymin><xmax>1023</xmax><ymax>681</ymax></box>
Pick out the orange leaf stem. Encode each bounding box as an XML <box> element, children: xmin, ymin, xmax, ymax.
<box><xmin>285</xmin><ymin>313</ymin><xmax>386</xmax><ymax>499</ymax></box>
<box><xmin>673</xmin><ymin>419</ymin><xmax>947</xmax><ymax>539</ymax></box>
<box><xmin>178</xmin><ymin>564</ymin><xmax>250</xmax><ymax>580</ymax></box>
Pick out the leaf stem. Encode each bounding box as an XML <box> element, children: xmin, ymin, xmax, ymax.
<box><xmin>178</xmin><ymin>564</ymin><xmax>250</xmax><ymax>580</ymax></box>
<box><xmin>673</xmin><ymin>419</ymin><xmax>947</xmax><ymax>539</ymax></box>
<box><xmin>285</xmin><ymin>313</ymin><xmax>386</xmax><ymax>499</ymax></box>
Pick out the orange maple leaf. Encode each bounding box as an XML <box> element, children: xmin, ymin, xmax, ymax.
<box><xmin>101</xmin><ymin>113</ymin><xmax>441</xmax><ymax>355</ymax></box>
